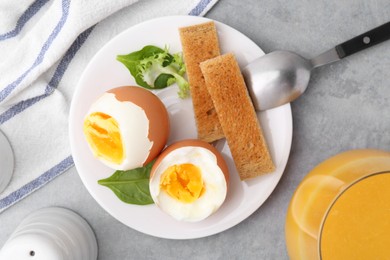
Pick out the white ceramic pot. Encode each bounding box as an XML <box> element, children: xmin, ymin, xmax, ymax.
<box><xmin>0</xmin><ymin>207</ymin><xmax>98</xmax><ymax>260</ymax></box>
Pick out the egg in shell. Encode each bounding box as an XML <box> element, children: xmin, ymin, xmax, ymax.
<box><xmin>83</xmin><ymin>86</ymin><xmax>170</xmax><ymax>170</ymax></box>
<box><xmin>150</xmin><ymin>139</ymin><xmax>229</xmax><ymax>222</ymax></box>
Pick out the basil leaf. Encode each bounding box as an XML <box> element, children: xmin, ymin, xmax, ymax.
<box><xmin>98</xmin><ymin>161</ymin><xmax>155</xmax><ymax>205</ymax></box>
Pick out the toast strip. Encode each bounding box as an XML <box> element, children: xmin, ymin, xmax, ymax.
<box><xmin>200</xmin><ymin>53</ymin><xmax>275</xmax><ymax>180</ymax></box>
<box><xmin>179</xmin><ymin>22</ymin><xmax>224</xmax><ymax>142</ymax></box>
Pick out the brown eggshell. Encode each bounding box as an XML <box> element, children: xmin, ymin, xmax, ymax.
<box><xmin>108</xmin><ymin>86</ymin><xmax>170</xmax><ymax>166</ymax></box>
<box><xmin>151</xmin><ymin>139</ymin><xmax>230</xmax><ymax>185</ymax></box>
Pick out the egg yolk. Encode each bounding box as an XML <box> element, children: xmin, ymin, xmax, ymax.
<box><xmin>160</xmin><ymin>164</ymin><xmax>205</xmax><ymax>203</ymax></box>
<box><xmin>83</xmin><ymin>112</ymin><xmax>123</xmax><ymax>164</ymax></box>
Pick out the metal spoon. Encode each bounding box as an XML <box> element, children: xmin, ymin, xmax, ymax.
<box><xmin>243</xmin><ymin>21</ymin><xmax>390</xmax><ymax>111</ymax></box>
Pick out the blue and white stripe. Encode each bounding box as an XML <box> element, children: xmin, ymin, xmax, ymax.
<box><xmin>0</xmin><ymin>26</ymin><xmax>93</xmax><ymax>125</ymax></box>
<box><xmin>0</xmin><ymin>0</ymin><xmax>50</xmax><ymax>41</ymax></box>
<box><xmin>189</xmin><ymin>0</ymin><xmax>216</xmax><ymax>16</ymax></box>
<box><xmin>0</xmin><ymin>0</ymin><xmax>70</xmax><ymax>103</ymax></box>
<box><xmin>0</xmin><ymin>156</ymin><xmax>74</xmax><ymax>210</ymax></box>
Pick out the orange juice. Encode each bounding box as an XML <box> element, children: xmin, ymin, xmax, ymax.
<box><xmin>285</xmin><ymin>149</ymin><xmax>390</xmax><ymax>260</ymax></box>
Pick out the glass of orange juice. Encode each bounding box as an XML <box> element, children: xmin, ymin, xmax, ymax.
<box><xmin>285</xmin><ymin>149</ymin><xmax>390</xmax><ymax>260</ymax></box>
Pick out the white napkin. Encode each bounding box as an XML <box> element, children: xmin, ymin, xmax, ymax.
<box><xmin>0</xmin><ymin>0</ymin><xmax>219</xmax><ymax>212</ymax></box>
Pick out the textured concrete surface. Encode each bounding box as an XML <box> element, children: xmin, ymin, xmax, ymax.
<box><xmin>1</xmin><ymin>0</ymin><xmax>390</xmax><ymax>259</ymax></box>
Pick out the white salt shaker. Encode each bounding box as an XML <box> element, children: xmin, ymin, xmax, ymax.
<box><xmin>0</xmin><ymin>207</ymin><xmax>98</xmax><ymax>260</ymax></box>
<box><xmin>0</xmin><ymin>130</ymin><xmax>14</xmax><ymax>194</ymax></box>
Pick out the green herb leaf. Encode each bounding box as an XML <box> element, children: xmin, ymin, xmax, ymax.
<box><xmin>97</xmin><ymin>161</ymin><xmax>155</xmax><ymax>205</ymax></box>
<box><xmin>116</xmin><ymin>45</ymin><xmax>190</xmax><ymax>98</ymax></box>
<box><xmin>117</xmin><ymin>45</ymin><xmax>165</xmax><ymax>89</ymax></box>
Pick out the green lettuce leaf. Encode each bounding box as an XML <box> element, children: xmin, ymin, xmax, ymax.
<box><xmin>117</xmin><ymin>45</ymin><xmax>190</xmax><ymax>98</ymax></box>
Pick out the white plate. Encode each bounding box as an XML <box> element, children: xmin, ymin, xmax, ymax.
<box><xmin>69</xmin><ymin>16</ymin><xmax>292</xmax><ymax>239</ymax></box>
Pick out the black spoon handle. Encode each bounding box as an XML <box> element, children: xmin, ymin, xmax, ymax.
<box><xmin>335</xmin><ymin>21</ymin><xmax>390</xmax><ymax>58</ymax></box>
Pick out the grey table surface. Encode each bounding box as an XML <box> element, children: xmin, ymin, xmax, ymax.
<box><xmin>1</xmin><ymin>0</ymin><xmax>390</xmax><ymax>259</ymax></box>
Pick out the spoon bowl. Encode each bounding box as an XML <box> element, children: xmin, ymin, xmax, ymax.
<box><xmin>243</xmin><ymin>51</ymin><xmax>312</xmax><ymax>110</ymax></box>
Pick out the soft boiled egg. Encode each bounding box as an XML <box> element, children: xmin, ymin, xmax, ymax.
<box><xmin>83</xmin><ymin>86</ymin><xmax>170</xmax><ymax>170</ymax></box>
<box><xmin>149</xmin><ymin>139</ymin><xmax>229</xmax><ymax>222</ymax></box>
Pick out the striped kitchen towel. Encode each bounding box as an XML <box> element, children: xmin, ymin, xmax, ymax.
<box><xmin>0</xmin><ymin>0</ymin><xmax>219</xmax><ymax>213</ymax></box>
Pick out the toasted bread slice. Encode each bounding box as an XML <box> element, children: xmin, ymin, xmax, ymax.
<box><xmin>179</xmin><ymin>21</ymin><xmax>224</xmax><ymax>143</ymax></box>
<box><xmin>200</xmin><ymin>53</ymin><xmax>275</xmax><ymax>180</ymax></box>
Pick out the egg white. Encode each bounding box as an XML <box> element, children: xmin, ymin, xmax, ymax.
<box><xmin>150</xmin><ymin>146</ymin><xmax>227</xmax><ymax>222</ymax></box>
<box><xmin>86</xmin><ymin>93</ymin><xmax>153</xmax><ymax>170</ymax></box>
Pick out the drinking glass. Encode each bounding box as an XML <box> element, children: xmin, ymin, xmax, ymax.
<box><xmin>285</xmin><ymin>149</ymin><xmax>390</xmax><ymax>260</ymax></box>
